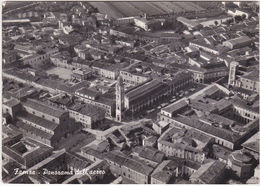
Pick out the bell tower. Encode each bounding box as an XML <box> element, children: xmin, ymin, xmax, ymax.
<box><xmin>116</xmin><ymin>75</ymin><xmax>124</xmax><ymax>122</ymax></box>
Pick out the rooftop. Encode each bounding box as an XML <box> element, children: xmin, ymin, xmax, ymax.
<box><xmin>75</xmin><ymin>87</ymin><xmax>100</xmax><ymax>98</ymax></box>
<box><xmin>3</xmin><ymin>98</ymin><xmax>20</xmax><ymax>108</ymax></box>
<box><xmin>126</xmin><ymin>79</ymin><xmax>167</xmax><ymax>100</ymax></box>
<box><xmin>23</xmin><ymin>98</ymin><xmax>67</xmax><ymax>118</ymax></box>
<box><xmin>69</xmin><ymin>103</ymin><xmax>105</xmax><ymax>117</ymax></box>
<box><xmin>123</xmin><ymin>158</ymin><xmax>154</xmax><ymax>176</ymax></box>
<box><xmin>137</xmin><ymin>146</ymin><xmax>165</xmax><ymax>163</ymax></box>
<box><xmin>17</xmin><ymin>112</ymin><xmax>59</xmax><ymax>131</ymax></box>
<box><xmin>162</xmin><ymin>99</ymin><xmax>188</xmax><ymax>115</ymax></box>
<box><xmin>191</xmin><ymin>160</ymin><xmax>226</xmax><ymax>184</ymax></box>
<box><xmin>224</xmin><ymin>36</ymin><xmax>251</xmax><ymax>46</ymax></box>
<box><xmin>241</xmin><ymin>132</ymin><xmax>259</xmax><ymax>153</ymax></box>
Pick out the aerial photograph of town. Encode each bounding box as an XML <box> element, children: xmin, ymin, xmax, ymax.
<box><xmin>1</xmin><ymin>1</ymin><xmax>259</xmax><ymax>184</ymax></box>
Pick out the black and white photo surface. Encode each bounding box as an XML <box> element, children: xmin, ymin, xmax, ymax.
<box><xmin>1</xmin><ymin>1</ymin><xmax>259</xmax><ymax>184</ymax></box>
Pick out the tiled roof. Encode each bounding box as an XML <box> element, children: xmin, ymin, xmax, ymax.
<box><xmin>138</xmin><ymin>147</ymin><xmax>165</xmax><ymax>163</ymax></box>
<box><xmin>126</xmin><ymin>79</ymin><xmax>166</xmax><ymax>100</ymax></box>
<box><xmin>162</xmin><ymin>100</ymin><xmax>188</xmax><ymax>114</ymax></box>
<box><xmin>104</xmin><ymin>151</ymin><xmax>127</xmax><ymax>166</ymax></box>
<box><xmin>195</xmin><ymin>160</ymin><xmax>226</xmax><ymax>184</ymax></box>
<box><xmin>23</xmin><ymin>98</ymin><xmax>67</xmax><ymax>118</ymax></box>
<box><xmin>3</xmin><ymin>99</ymin><xmax>20</xmax><ymax>107</ymax></box>
<box><xmin>16</xmin><ymin>121</ymin><xmax>53</xmax><ymax>140</ymax></box>
<box><xmin>174</xmin><ymin>115</ymin><xmax>241</xmax><ymax>143</ymax></box>
<box><xmin>17</xmin><ymin>112</ymin><xmax>59</xmax><ymax>131</ymax></box>
<box><xmin>122</xmin><ymin>158</ymin><xmax>154</xmax><ymax>176</ymax></box>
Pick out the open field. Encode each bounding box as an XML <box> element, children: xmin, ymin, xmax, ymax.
<box><xmin>46</xmin><ymin>66</ymin><xmax>73</xmax><ymax>80</ymax></box>
<box><xmin>89</xmin><ymin>2</ymin><xmax>206</xmax><ymax>19</ymax></box>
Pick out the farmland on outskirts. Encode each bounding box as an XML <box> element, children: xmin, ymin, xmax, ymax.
<box><xmin>89</xmin><ymin>2</ymin><xmax>206</xmax><ymax>19</ymax></box>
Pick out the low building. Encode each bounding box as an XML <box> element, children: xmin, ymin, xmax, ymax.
<box><xmin>152</xmin><ymin>121</ymin><xmax>169</xmax><ymax>135</ymax></box>
<box><xmin>2</xmin><ymin>137</ymin><xmax>53</xmax><ymax>169</ymax></box>
<box><xmin>132</xmin><ymin>146</ymin><xmax>165</xmax><ymax>166</ymax></box>
<box><xmin>104</xmin><ymin>151</ymin><xmax>128</xmax><ymax>177</ymax></box>
<box><xmin>177</xmin><ymin>17</ymin><xmax>200</xmax><ymax>29</ymax></box>
<box><xmin>159</xmin><ymin>84</ymin><xmax>259</xmax><ymax>150</ymax></box>
<box><xmin>211</xmin><ymin>144</ymin><xmax>232</xmax><ymax>164</ymax></box>
<box><xmin>17</xmin><ymin>99</ymin><xmax>74</xmax><ymax>146</ymax></box>
<box><xmin>71</xmin><ymin>68</ymin><xmax>92</xmax><ymax>81</ymax></box>
<box><xmin>142</xmin><ymin>135</ymin><xmax>158</xmax><ymax>148</ymax></box>
<box><xmin>158</xmin><ymin>127</ymin><xmax>213</xmax><ymax>163</ymax></box>
<box><xmin>75</xmin><ymin>88</ymin><xmax>115</xmax><ymax>118</ymax></box>
<box><xmin>120</xmin><ymin>70</ymin><xmax>151</xmax><ymax>86</ymax></box>
<box><xmin>151</xmin><ymin>160</ymin><xmax>180</xmax><ymax>184</ymax></box>
<box><xmin>188</xmin><ymin>63</ymin><xmax>229</xmax><ymax>84</ymax></box>
<box><xmin>80</xmin><ymin>146</ymin><xmax>104</xmax><ymax>162</ymax></box>
<box><xmin>23</xmin><ymin>48</ymin><xmax>59</xmax><ymax>68</ymax></box>
<box><xmin>190</xmin><ymin>160</ymin><xmax>226</xmax><ymax>184</ymax></box>
<box><xmin>2</xmin><ymin>125</ymin><xmax>23</xmax><ymax>146</ymax></box>
<box><xmin>228</xmin><ymin>62</ymin><xmax>259</xmax><ymax>94</ymax></box>
<box><xmin>228</xmin><ymin>150</ymin><xmax>255</xmax><ymax>179</ymax></box>
<box><xmin>3</xmin><ymin>50</ymin><xmax>17</xmax><ymax>64</ymax></box>
<box><xmin>134</xmin><ymin>17</ymin><xmax>165</xmax><ymax>31</ymax></box>
<box><xmin>222</xmin><ymin>36</ymin><xmax>252</xmax><ymax>50</ymax></box>
<box><xmin>241</xmin><ymin>132</ymin><xmax>259</xmax><ymax>161</ymax></box>
<box><xmin>68</xmin><ymin>103</ymin><xmax>105</xmax><ymax>129</ymax></box>
<box><xmin>50</xmin><ymin>51</ymin><xmax>73</xmax><ymax>69</ymax></box>
<box><xmin>121</xmin><ymin>158</ymin><xmax>154</xmax><ymax>184</ymax></box>
<box><xmin>3</xmin><ymin>99</ymin><xmax>21</xmax><ymax>118</ymax></box>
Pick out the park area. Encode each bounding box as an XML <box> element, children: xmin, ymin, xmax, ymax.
<box><xmin>46</xmin><ymin>66</ymin><xmax>73</xmax><ymax>80</ymax></box>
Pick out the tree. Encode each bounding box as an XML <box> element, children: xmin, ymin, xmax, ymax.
<box><xmin>214</xmin><ymin>20</ymin><xmax>219</xmax><ymax>26</ymax></box>
<box><xmin>234</xmin><ymin>15</ymin><xmax>242</xmax><ymax>23</ymax></box>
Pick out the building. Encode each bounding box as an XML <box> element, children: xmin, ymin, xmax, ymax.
<box><xmin>50</xmin><ymin>52</ymin><xmax>73</xmax><ymax>69</ymax></box>
<box><xmin>75</xmin><ymin>87</ymin><xmax>115</xmax><ymax>118</ymax></box>
<box><xmin>2</xmin><ymin>137</ymin><xmax>53</xmax><ymax>169</ymax></box>
<box><xmin>241</xmin><ymin>132</ymin><xmax>259</xmax><ymax>160</ymax></box>
<box><xmin>190</xmin><ymin>160</ymin><xmax>226</xmax><ymax>184</ymax></box>
<box><xmin>159</xmin><ymin>84</ymin><xmax>259</xmax><ymax>150</ymax></box>
<box><xmin>68</xmin><ymin>103</ymin><xmax>105</xmax><ymax>129</ymax></box>
<box><xmin>2</xmin><ymin>125</ymin><xmax>23</xmax><ymax>146</ymax></box>
<box><xmin>223</xmin><ymin>36</ymin><xmax>252</xmax><ymax>49</ymax></box>
<box><xmin>3</xmin><ymin>50</ymin><xmax>17</xmax><ymax>64</ymax></box>
<box><xmin>124</xmin><ymin>79</ymin><xmax>169</xmax><ymax>114</ymax></box>
<box><xmin>158</xmin><ymin>127</ymin><xmax>213</xmax><ymax>163</ymax></box>
<box><xmin>134</xmin><ymin>17</ymin><xmax>165</xmax><ymax>31</ymax></box>
<box><xmin>132</xmin><ymin>146</ymin><xmax>165</xmax><ymax>166</ymax></box>
<box><xmin>104</xmin><ymin>151</ymin><xmax>128</xmax><ymax>177</ymax></box>
<box><xmin>142</xmin><ymin>135</ymin><xmax>158</xmax><ymax>148</ymax></box>
<box><xmin>81</xmin><ymin>146</ymin><xmax>104</xmax><ymax>162</ymax></box>
<box><xmin>152</xmin><ymin>120</ymin><xmax>169</xmax><ymax>135</ymax></box>
<box><xmin>188</xmin><ymin>63</ymin><xmax>229</xmax><ymax>84</ymax></box>
<box><xmin>16</xmin><ymin>99</ymin><xmax>74</xmax><ymax>146</ymax></box>
<box><xmin>3</xmin><ymin>99</ymin><xmax>22</xmax><ymax>118</ymax></box>
<box><xmin>71</xmin><ymin>68</ymin><xmax>92</xmax><ymax>81</ymax></box>
<box><xmin>23</xmin><ymin>48</ymin><xmax>59</xmax><ymax>68</ymax></box>
<box><xmin>177</xmin><ymin>17</ymin><xmax>200</xmax><ymax>29</ymax></box>
<box><xmin>211</xmin><ymin>144</ymin><xmax>232</xmax><ymax>164</ymax></box>
<box><xmin>115</xmin><ymin>76</ymin><xmax>125</xmax><ymax>121</ymax></box>
<box><xmin>120</xmin><ymin>69</ymin><xmax>151</xmax><ymax>86</ymax></box>
<box><xmin>121</xmin><ymin>158</ymin><xmax>154</xmax><ymax>184</ymax></box>
<box><xmin>228</xmin><ymin>62</ymin><xmax>259</xmax><ymax>94</ymax></box>
<box><xmin>228</xmin><ymin>150</ymin><xmax>255</xmax><ymax>179</ymax></box>
<box><xmin>92</xmin><ymin>62</ymin><xmax>119</xmax><ymax>80</ymax></box>
<box><xmin>151</xmin><ymin>160</ymin><xmax>180</xmax><ymax>184</ymax></box>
